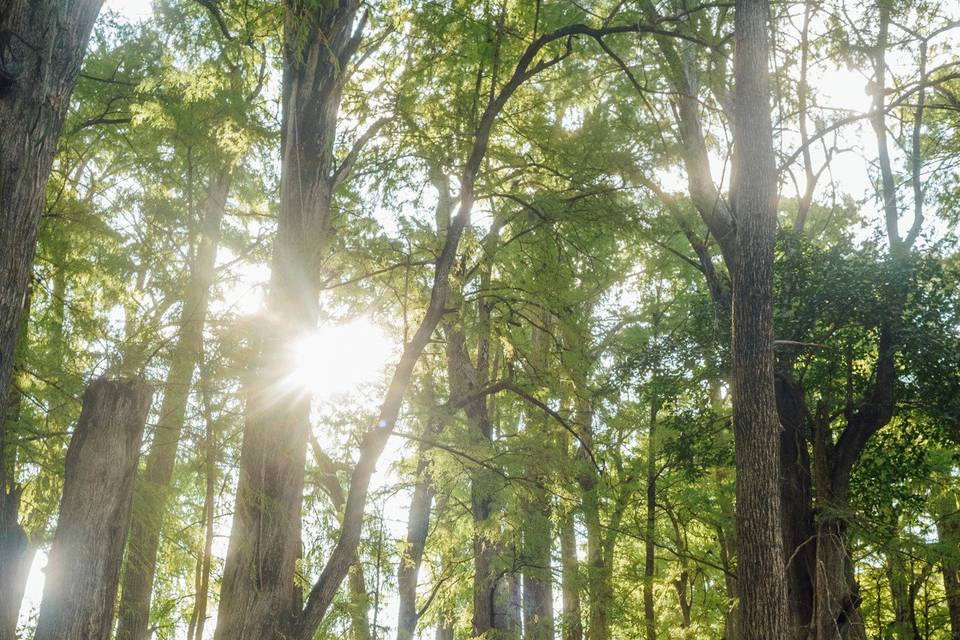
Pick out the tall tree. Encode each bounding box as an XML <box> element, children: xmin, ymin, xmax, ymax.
<box><xmin>729</xmin><ymin>1</ymin><xmax>789</xmax><ymax>638</ymax></box>
<box><xmin>0</xmin><ymin>3</ymin><xmax>104</xmax><ymax>635</ymax></box>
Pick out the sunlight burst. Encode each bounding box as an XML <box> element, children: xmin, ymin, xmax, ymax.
<box><xmin>289</xmin><ymin>317</ymin><xmax>394</xmax><ymax>399</ymax></box>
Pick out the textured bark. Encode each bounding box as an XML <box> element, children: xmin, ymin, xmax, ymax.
<box><xmin>729</xmin><ymin>2</ymin><xmax>789</xmax><ymax>639</ymax></box>
<box><xmin>560</xmin><ymin>509</ymin><xmax>583</xmax><ymax>640</ymax></box>
<box><xmin>0</xmin><ymin>293</ymin><xmax>32</xmax><ymax>640</ymax></box>
<box><xmin>117</xmin><ymin>170</ymin><xmax>231</xmax><ymax>640</ymax></box>
<box><xmin>33</xmin><ymin>378</ymin><xmax>152</xmax><ymax>640</ymax></box>
<box><xmin>776</xmin><ymin>372</ymin><xmax>817</xmax><ymax>640</ymax></box>
<box><xmin>214</xmin><ymin>2</ymin><xmax>361</xmax><ymax>637</ymax></box>
<box><xmin>0</xmin><ymin>0</ymin><xmax>103</xmax><ymax>433</ymax></box>
<box><xmin>0</xmin><ymin>3</ymin><xmax>103</xmax><ymax>635</ymax></box>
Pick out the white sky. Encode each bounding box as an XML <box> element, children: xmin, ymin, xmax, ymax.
<box><xmin>104</xmin><ymin>0</ymin><xmax>154</xmax><ymax>22</ymax></box>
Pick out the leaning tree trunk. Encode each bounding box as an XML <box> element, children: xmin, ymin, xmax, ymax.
<box><xmin>116</xmin><ymin>170</ymin><xmax>231</xmax><ymax>640</ymax></box>
<box><xmin>33</xmin><ymin>378</ymin><xmax>152</xmax><ymax>640</ymax></box>
<box><xmin>729</xmin><ymin>1</ymin><xmax>789</xmax><ymax>639</ymax></box>
<box><xmin>0</xmin><ymin>3</ymin><xmax>104</xmax><ymax>636</ymax></box>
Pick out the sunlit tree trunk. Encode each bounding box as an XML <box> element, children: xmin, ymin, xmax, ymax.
<box><xmin>729</xmin><ymin>2</ymin><xmax>789</xmax><ymax>638</ymax></box>
<box><xmin>117</xmin><ymin>169</ymin><xmax>231</xmax><ymax>640</ymax></box>
<box><xmin>214</xmin><ymin>2</ymin><xmax>362</xmax><ymax>637</ymax></box>
<box><xmin>34</xmin><ymin>379</ymin><xmax>152</xmax><ymax>640</ymax></box>
<box><xmin>560</xmin><ymin>507</ymin><xmax>583</xmax><ymax>640</ymax></box>
<box><xmin>186</xmin><ymin>367</ymin><xmax>219</xmax><ymax>640</ymax></box>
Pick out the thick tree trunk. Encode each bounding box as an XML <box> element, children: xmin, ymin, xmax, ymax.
<box><xmin>729</xmin><ymin>2</ymin><xmax>789</xmax><ymax>639</ymax></box>
<box><xmin>560</xmin><ymin>509</ymin><xmax>583</xmax><ymax>640</ymax></box>
<box><xmin>214</xmin><ymin>3</ymin><xmax>361</xmax><ymax>637</ymax></box>
<box><xmin>117</xmin><ymin>170</ymin><xmax>231</xmax><ymax>640</ymax></box>
<box><xmin>33</xmin><ymin>378</ymin><xmax>152</xmax><ymax>640</ymax></box>
<box><xmin>0</xmin><ymin>4</ymin><xmax>104</xmax><ymax>636</ymax></box>
<box><xmin>812</xmin><ymin>518</ymin><xmax>866</xmax><ymax>640</ymax></box>
<box><xmin>0</xmin><ymin>0</ymin><xmax>103</xmax><ymax>432</ymax></box>
<box><xmin>0</xmin><ymin>294</ymin><xmax>32</xmax><ymax>640</ymax></box>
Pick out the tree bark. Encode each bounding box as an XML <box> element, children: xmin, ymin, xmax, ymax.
<box><xmin>117</xmin><ymin>169</ymin><xmax>231</xmax><ymax>640</ymax></box>
<box><xmin>214</xmin><ymin>2</ymin><xmax>362</xmax><ymax>637</ymax></box>
<box><xmin>396</xmin><ymin>432</ymin><xmax>438</xmax><ymax>640</ymax></box>
<box><xmin>33</xmin><ymin>378</ymin><xmax>152</xmax><ymax>640</ymax></box>
<box><xmin>936</xmin><ymin>488</ymin><xmax>960</xmax><ymax>640</ymax></box>
<box><xmin>560</xmin><ymin>508</ymin><xmax>583</xmax><ymax>640</ymax></box>
<box><xmin>729</xmin><ymin>2</ymin><xmax>789</xmax><ymax>639</ymax></box>
<box><xmin>776</xmin><ymin>372</ymin><xmax>817</xmax><ymax>640</ymax></box>
<box><xmin>643</xmin><ymin>400</ymin><xmax>659</xmax><ymax>640</ymax></box>
<box><xmin>0</xmin><ymin>4</ymin><xmax>103</xmax><ymax>636</ymax></box>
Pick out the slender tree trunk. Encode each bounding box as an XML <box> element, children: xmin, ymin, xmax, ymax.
<box><xmin>396</xmin><ymin>441</ymin><xmax>437</xmax><ymax>640</ymax></box>
<box><xmin>888</xmin><ymin>549</ymin><xmax>919</xmax><ymax>640</ymax></box>
<box><xmin>582</xmin><ymin>491</ymin><xmax>612</xmax><ymax>640</ymax></box>
<box><xmin>522</xmin><ymin>319</ymin><xmax>554</xmax><ymax>640</ymax></box>
<box><xmin>522</xmin><ymin>486</ymin><xmax>554</xmax><ymax>640</ymax></box>
<box><xmin>34</xmin><ymin>378</ymin><xmax>152</xmax><ymax>640</ymax></box>
<box><xmin>187</xmin><ymin>369</ymin><xmax>219</xmax><ymax>640</ymax></box>
<box><xmin>117</xmin><ymin>169</ymin><xmax>231</xmax><ymax>640</ymax></box>
<box><xmin>717</xmin><ymin>519</ymin><xmax>738</xmax><ymax>640</ymax></box>
<box><xmin>729</xmin><ymin>2</ymin><xmax>789</xmax><ymax>639</ymax></box>
<box><xmin>560</xmin><ymin>508</ymin><xmax>583</xmax><ymax>640</ymax></box>
<box><xmin>0</xmin><ymin>4</ymin><xmax>103</xmax><ymax>636</ymax></box>
<box><xmin>348</xmin><ymin>562</ymin><xmax>372</xmax><ymax>640</ymax></box>
<box><xmin>643</xmin><ymin>400</ymin><xmax>660</xmax><ymax>640</ymax></box>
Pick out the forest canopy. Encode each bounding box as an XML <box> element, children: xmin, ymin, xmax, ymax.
<box><xmin>0</xmin><ymin>0</ymin><xmax>958</xmax><ymax>639</ymax></box>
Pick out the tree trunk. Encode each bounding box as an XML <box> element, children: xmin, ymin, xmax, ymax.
<box><xmin>33</xmin><ymin>378</ymin><xmax>152</xmax><ymax>640</ymax></box>
<box><xmin>560</xmin><ymin>508</ymin><xmax>583</xmax><ymax>640</ymax></box>
<box><xmin>582</xmin><ymin>490</ymin><xmax>612</xmax><ymax>640</ymax></box>
<box><xmin>0</xmin><ymin>0</ymin><xmax>104</xmax><ymax>438</ymax></box>
<box><xmin>186</xmin><ymin>369</ymin><xmax>219</xmax><ymax>640</ymax></box>
<box><xmin>522</xmin><ymin>486</ymin><xmax>554</xmax><ymax>640</ymax></box>
<box><xmin>776</xmin><ymin>372</ymin><xmax>817</xmax><ymax>640</ymax></box>
<box><xmin>117</xmin><ymin>169</ymin><xmax>231</xmax><ymax>640</ymax></box>
<box><xmin>730</xmin><ymin>1</ymin><xmax>789</xmax><ymax>639</ymax></box>
<box><xmin>396</xmin><ymin>442</ymin><xmax>436</xmax><ymax>640</ymax></box>
<box><xmin>936</xmin><ymin>488</ymin><xmax>960</xmax><ymax>640</ymax></box>
<box><xmin>643</xmin><ymin>401</ymin><xmax>659</xmax><ymax>640</ymax></box>
<box><xmin>214</xmin><ymin>2</ymin><xmax>361</xmax><ymax>637</ymax></box>
<box><xmin>812</xmin><ymin>518</ymin><xmax>866</xmax><ymax>640</ymax></box>
<box><xmin>0</xmin><ymin>293</ymin><xmax>32</xmax><ymax>640</ymax></box>
<box><xmin>888</xmin><ymin>549</ymin><xmax>919</xmax><ymax>640</ymax></box>
<box><xmin>0</xmin><ymin>4</ymin><xmax>104</xmax><ymax>636</ymax></box>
